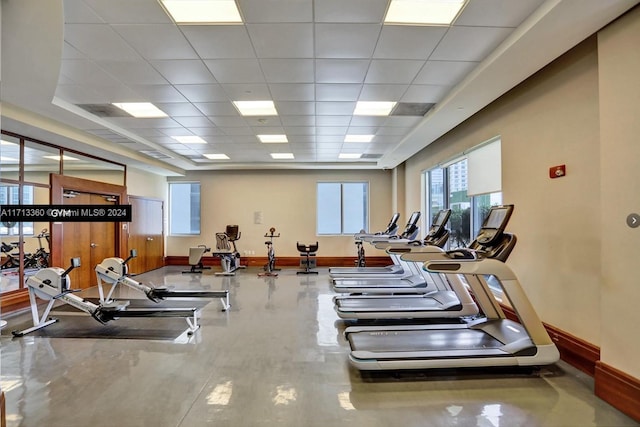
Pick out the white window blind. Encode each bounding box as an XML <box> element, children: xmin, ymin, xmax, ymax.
<box><xmin>467</xmin><ymin>138</ymin><xmax>501</xmax><ymax>196</ymax></box>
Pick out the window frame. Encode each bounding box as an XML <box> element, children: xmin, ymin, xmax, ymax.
<box><xmin>316</xmin><ymin>181</ymin><xmax>369</xmax><ymax>236</ymax></box>
<box><xmin>168</xmin><ymin>181</ymin><xmax>202</xmax><ymax>236</ymax></box>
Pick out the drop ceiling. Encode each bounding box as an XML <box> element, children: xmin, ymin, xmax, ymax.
<box><xmin>1</xmin><ymin>0</ymin><xmax>638</xmax><ymax>175</ymax></box>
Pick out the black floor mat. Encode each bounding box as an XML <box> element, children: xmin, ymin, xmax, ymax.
<box><xmin>11</xmin><ymin>298</ymin><xmax>210</xmax><ymax>341</ymax></box>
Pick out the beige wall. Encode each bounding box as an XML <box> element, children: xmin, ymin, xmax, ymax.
<box><xmin>405</xmin><ymin>9</ymin><xmax>640</xmax><ymax>381</ymax></box>
<box><xmin>166</xmin><ymin>169</ymin><xmax>393</xmax><ymax>258</ymax></box>
<box><xmin>406</xmin><ymin>37</ymin><xmax>602</xmax><ymax>344</ymax></box>
<box><xmin>597</xmin><ymin>7</ymin><xmax>640</xmax><ymax>378</ymax></box>
<box><xmin>126</xmin><ymin>167</ymin><xmax>167</xmax><ymax>200</ymax></box>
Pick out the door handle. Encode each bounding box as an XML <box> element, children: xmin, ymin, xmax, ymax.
<box><xmin>147</xmin><ymin>237</ymin><xmax>153</xmax><ymax>241</ymax></box>
<box><xmin>90</xmin><ymin>243</ymin><xmax>98</xmax><ymax>248</ymax></box>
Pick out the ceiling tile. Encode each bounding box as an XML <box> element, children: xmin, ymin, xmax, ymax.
<box><xmin>413</xmin><ymin>61</ymin><xmax>478</xmax><ymax>85</ymax></box>
<box><xmin>238</xmin><ymin>0</ymin><xmax>312</xmax><ymax>23</ymax></box>
<box><xmin>204</xmin><ymin>59</ymin><xmax>265</xmax><ymax>84</ymax></box>
<box><xmin>63</xmin><ymin>0</ymin><xmax>104</xmax><ymax>23</ymax></box>
<box><xmin>82</xmin><ymin>0</ymin><xmax>172</xmax><ymax>24</ymax></box>
<box><xmin>155</xmin><ymin>102</ymin><xmax>204</xmax><ymax>117</ymax></box>
<box><xmin>175</xmin><ymin>84</ymin><xmax>228</xmax><ymax>103</ymax></box>
<box><xmin>112</xmin><ymin>24</ymin><xmax>198</xmax><ymax>60</ymax></box>
<box><xmin>314</xmin><ymin>0</ymin><xmax>388</xmax><ymax>23</ymax></box>
<box><xmin>401</xmin><ymin>84</ymin><xmax>450</xmax><ymax>103</ymax></box>
<box><xmin>260</xmin><ymin>59</ymin><xmax>314</xmax><ymax>83</ymax></box>
<box><xmin>209</xmin><ymin>116</ymin><xmax>249</xmax><ymax>127</ymax></box>
<box><xmin>316</xmin><ymin>102</ymin><xmax>356</xmax><ymax>115</ymax></box>
<box><xmin>315</xmin><ymin>24</ymin><xmax>381</xmax><ymax>58</ymax></box>
<box><xmin>180</xmin><ymin>26</ymin><xmax>255</xmax><ymax>59</ymax></box>
<box><xmin>430</xmin><ymin>26</ymin><xmax>515</xmax><ymax>61</ymax></box>
<box><xmin>365</xmin><ymin>60</ymin><xmax>424</xmax><ymax>84</ymax></box>
<box><xmin>150</xmin><ymin>60</ymin><xmax>217</xmax><ymax>84</ymax></box>
<box><xmin>221</xmin><ymin>84</ymin><xmax>272</xmax><ymax>101</ymax></box>
<box><xmin>59</xmin><ymin>59</ymin><xmax>123</xmax><ymax>86</ymax></box>
<box><xmin>96</xmin><ymin>60</ymin><xmax>167</xmax><ymax>84</ymax></box>
<box><xmin>247</xmin><ymin>24</ymin><xmax>313</xmax><ymax>58</ymax></box>
<box><xmin>349</xmin><ymin>116</ymin><xmax>387</xmax><ymax>126</ymax></box>
<box><xmin>359</xmin><ymin>84</ymin><xmax>408</xmax><ymax>101</ymax></box>
<box><xmin>65</xmin><ymin>24</ymin><xmax>141</xmax><ymax>60</ymax></box>
<box><xmin>315</xmin><ymin>59</ymin><xmax>370</xmax><ymax>83</ymax></box>
<box><xmin>172</xmin><ymin>116</ymin><xmax>215</xmax><ymax>128</ymax></box>
<box><xmin>269</xmin><ymin>84</ymin><xmax>315</xmax><ymax>101</ymax></box>
<box><xmin>374</xmin><ymin>26</ymin><xmax>447</xmax><ymax>60</ymax></box>
<box><xmin>62</xmin><ymin>41</ymin><xmax>87</xmax><ymax>59</ymax></box>
<box><xmin>315</xmin><ymin>84</ymin><xmax>362</xmax><ymax>102</ymax></box>
<box><xmin>194</xmin><ymin>102</ymin><xmax>239</xmax><ymax>116</ymax></box>
<box><xmin>127</xmin><ymin>84</ymin><xmax>188</xmax><ymax>103</ymax></box>
<box><xmin>316</xmin><ymin>116</ymin><xmax>352</xmax><ymax>126</ymax></box>
<box><xmin>274</xmin><ymin>101</ymin><xmax>315</xmax><ymax>116</ymax></box>
<box><xmin>455</xmin><ymin>0</ymin><xmax>545</xmax><ymax>27</ymax></box>
<box><xmin>281</xmin><ymin>116</ymin><xmax>315</xmax><ymax>126</ymax></box>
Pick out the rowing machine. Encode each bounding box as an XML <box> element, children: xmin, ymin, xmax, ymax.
<box><xmin>12</xmin><ymin>258</ymin><xmax>200</xmax><ymax>337</ymax></box>
<box><xmin>95</xmin><ymin>250</ymin><xmax>230</xmax><ymax>311</ymax></box>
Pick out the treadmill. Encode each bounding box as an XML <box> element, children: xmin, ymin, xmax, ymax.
<box><xmin>344</xmin><ymin>205</ymin><xmax>560</xmax><ymax>371</ymax></box>
<box><xmin>330</xmin><ymin>210</ymin><xmax>451</xmax><ymax>292</ymax></box>
<box><xmin>328</xmin><ymin>211</ymin><xmax>421</xmax><ymax>278</ymax></box>
<box><xmin>353</xmin><ymin>212</ymin><xmax>400</xmax><ymax>240</ymax></box>
<box><xmin>334</xmin><ymin>208</ymin><xmax>517</xmax><ymax>319</ymax></box>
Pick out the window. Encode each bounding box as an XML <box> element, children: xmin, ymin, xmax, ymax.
<box><xmin>317</xmin><ymin>182</ymin><xmax>368</xmax><ymax>235</ymax></box>
<box><xmin>1</xmin><ymin>185</ymin><xmax>34</xmax><ymax>235</ymax></box>
<box><xmin>169</xmin><ymin>182</ymin><xmax>201</xmax><ymax>235</ymax></box>
<box><xmin>425</xmin><ymin>138</ymin><xmax>503</xmax><ymax>249</ymax></box>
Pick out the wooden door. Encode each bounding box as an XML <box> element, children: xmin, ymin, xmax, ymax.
<box><xmin>60</xmin><ymin>193</ymin><xmax>116</xmax><ymax>289</ymax></box>
<box><xmin>128</xmin><ymin>196</ymin><xmax>164</xmax><ymax>274</ymax></box>
<box><xmin>50</xmin><ymin>174</ymin><xmax>127</xmax><ymax>290</ymax></box>
<box><xmin>60</xmin><ymin>192</ymin><xmax>92</xmax><ymax>289</ymax></box>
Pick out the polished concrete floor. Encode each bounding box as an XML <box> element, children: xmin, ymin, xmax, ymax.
<box><xmin>1</xmin><ymin>266</ymin><xmax>637</xmax><ymax>427</ymax></box>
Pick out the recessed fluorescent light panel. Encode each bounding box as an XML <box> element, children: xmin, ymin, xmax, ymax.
<box><xmin>258</xmin><ymin>135</ymin><xmax>288</xmax><ymax>143</ymax></box>
<box><xmin>0</xmin><ymin>156</ymin><xmax>18</xmax><ymax>162</ymax></box>
<box><xmin>339</xmin><ymin>153</ymin><xmax>362</xmax><ymax>159</ymax></box>
<box><xmin>204</xmin><ymin>153</ymin><xmax>230</xmax><ymax>160</ymax></box>
<box><xmin>384</xmin><ymin>0</ymin><xmax>466</xmax><ymax>25</ymax></box>
<box><xmin>233</xmin><ymin>101</ymin><xmax>278</xmax><ymax>116</ymax></box>
<box><xmin>270</xmin><ymin>153</ymin><xmax>294</xmax><ymax>160</ymax></box>
<box><xmin>353</xmin><ymin>101</ymin><xmax>397</xmax><ymax>116</ymax></box>
<box><xmin>112</xmin><ymin>102</ymin><xmax>167</xmax><ymax>118</ymax></box>
<box><xmin>344</xmin><ymin>135</ymin><xmax>374</xmax><ymax>143</ymax></box>
<box><xmin>160</xmin><ymin>0</ymin><xmax>243</xmax><ymax>24</ymax></box>
<box><xmin>1</xmin><ymin>140</ymin><xmax>17</xmax><ymax>145</ymax></box>
<box><xmin>172</xmin><ymin>135</ymin><xmax>207</xmax><ymax>144</ymax></box>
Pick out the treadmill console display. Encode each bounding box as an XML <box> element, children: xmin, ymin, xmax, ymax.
<box><xmin>476</xmin><ymin>205</ymin><xmax>513</xmax><ymax>245</ymax></box>
<box><xmin>427</xmin><ymin>209</ymin><xmax>451</xmax><ymax>237</ymax></box>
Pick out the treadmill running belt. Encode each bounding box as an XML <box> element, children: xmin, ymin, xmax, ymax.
<box><xmin>348</xmin><ymin>329</ymin><xmax>503</xmax><ymax>352</ymax></box>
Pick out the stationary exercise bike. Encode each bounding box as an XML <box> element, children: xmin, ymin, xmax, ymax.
<box><xmin>354</xmin><ymin>240</ymin><xmax>365</xmax><ymax>267</ymax></box>
<box><xmin>258</xmin><ymin>227</ymin><xmax>280</xmax><ymax>277</ymax></box>
<box><xmin>182</xmin><ymin>244</ymin><xmax>211</xmax><ymax>274</ymax></box>
<box><xmin>212</xmin><ymin>225</ymin><xmax>244</xmax><ymax>276</ymax></box>
<box><xmin>24</xmin><ymin>228</ymin><xmax>50</xmax><ymax>269</ymax></box>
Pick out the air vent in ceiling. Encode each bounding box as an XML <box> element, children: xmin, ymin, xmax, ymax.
<box><xmin>76</xmin><ymin>104</ymin><xmax>131</xmax><ymax>117</ymax></box>
<box><xmin>140</xmin><ymin>150</ymin><xmax>173</xmax><ymax>160</ymax></box>
<box><xmin>390</xmin><ymin>102</ymin><xmax>434</xmax><ymax>116</ymax></box>
<box><xmin>361</xmin><ymin>154</ymin><xmax>382</xmax><ymax>159</ymax></box>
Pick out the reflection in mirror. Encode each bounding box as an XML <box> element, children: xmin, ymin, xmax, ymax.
<box><xmin>1</xmin><ymin>135</ymin><xmax>21</xmax><ymax>182</ymax></box>
<box><xmin>24</xmin><ymin>141</ymin><xmax>61</xmax><ymax>184</ymax></box>
<box><xmin>1</xmin><ymin>183</ymin><xmax>22</xmax><ymax>293</ymax></box>
<box><xmin>62</xmin><ymin>151</ymin><xmax>125</xmax><ymax>186</ymax></box>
